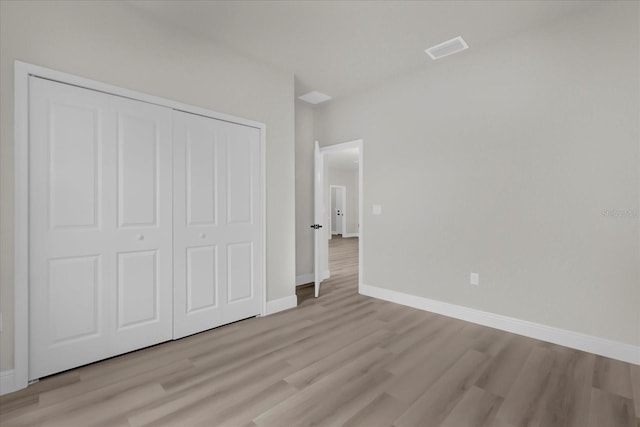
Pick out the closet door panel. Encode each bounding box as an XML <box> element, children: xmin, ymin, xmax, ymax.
<box><xmin>226</xmin><ymin>135</ymin><xmax>253</xmax><ymax>225</ymax></box>
<box><xmin>111</xmin><ymin>96</ymin><xmax>172</xmax><ymax>353</ymax></box>
<box><xmin>186</xmin><ymin>245</ymin><xmax>218</xmax><ymax>312</ymax></box>
<box><xmin>187</xmin><ymin>130</ymin><xmax>218</xmax><ymax>226</ymax></box>
<box><xmin>29</xmin><ymin>77</ymin><xmax>172</xmax><ymax>379</ymax></box>
<box><xmin>222</xmin><ymin>123</ymin><xmax>262</xmax><ymax>324</ymax></box>
<box><xmin>49</xmin><ymin>102</ymin><xmax>100</xmax><ymax>230</ymax></box>
<box><xmin>117</xmin><ymin>114</ymin><xmax>159</xmax><ymax>228</ymax></box>
<box><xmin>48</xmin><ymin>255</ymin><xmax>101</xmax><ymax>343</ymax></box>
<box><xmin>173</xmin><ymin>111</ymin><xmax>262</xmax><ymax>338</ymax></box>
<box><xmin>173</xmin><ymin>112</ymin><xmax>225</xmax><ymax>338</ymax></box>
<box><xmin>227</xmin><ymin>242</ymin><xmax>253</xmax><ymax>303</ymax></box>
<box><xmin>29</xmin><ymin>77</ymin><xmax>113</xmax><ymax>380</ymax></box>
<box><xmin>116</xmin><ymin>250</ymin><xmax>159</xmax><ymax>329</ymax></box>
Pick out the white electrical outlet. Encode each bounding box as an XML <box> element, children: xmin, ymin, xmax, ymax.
<box><xmin>372</xmin><ymin>204</ymin><xmax>382</xmax><ymax>215</ymax></box>
<box><xmin>470</xmin><ymin>273</ymin><xmax>479</xmax><ymax>286</ymax></box>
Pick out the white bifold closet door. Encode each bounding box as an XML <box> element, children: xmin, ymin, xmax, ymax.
<box><xmin>29</xmin><ymin>77</ymin><xmax>173</xmax><ymax>380</ymax></box>
<box><xmin>173</xmin><ymin>111</ymin><xmax>262</xmax><ymax>339</ymax></box>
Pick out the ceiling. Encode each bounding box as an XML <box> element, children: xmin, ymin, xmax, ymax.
<box><xmin>127</xmin><ymin>1</ymin><xmax>598</xmax><ymax>102</ymax></box>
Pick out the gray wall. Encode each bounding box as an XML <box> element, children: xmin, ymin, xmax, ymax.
<box><xmin>313</xmin><ymin>3</ymin><xmax>639</xmax><ymax>346</ymax></box>
<box><xmin>0</xmin><ymin>1</ymin><xmax>296</xmax><ymax>371</ymax></box>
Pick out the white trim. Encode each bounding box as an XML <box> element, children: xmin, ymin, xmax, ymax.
<box><xmin>342</xmin><ymin>232</ymin><xmax>359</xmax><ymax>238</ymax></box>
<box><xmin>264</xmin><ymin>295</ymin><xmax>298</xmax><ymax>315</ymax></box>
<box><xmin>14</xmin><ymin>61</ymin><xmax>268</xmax><ymax>392</ymax></box>
<box><xmin>260</xmin><ymin>109</ymin><xmax>267</xmax><ymax>319</ymax></box>
<box><xmin>360</xmin><ymin>284</ymin><xmax>640</xmax><ymax>365</ymax></box>
<box><xmin>296</xmin><ymin>273</ymin><xmax>314</xmax><ymax>286</ymax></box>
<box><xmin>0</xmin><ymin>370</ymin><xmax>17</xmax><ymax>396</ymax></box>
<box><xmin>296</xmin><ymin>271</ymin><xmax>329</xmax><ymax>286</ymax></box>
<box><xmin>14</xmin><ymin>61</ymin><xmax>30</xmax><ymax>392</ymax></box>
<box><xmin>16</xmin><ymin>62</ymin><xmax>266</xmax><ymax>129</ymax></box>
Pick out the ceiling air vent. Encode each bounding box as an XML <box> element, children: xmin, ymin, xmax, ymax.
<box><xmin>298</xmin><ymin>91</ymin><xmax>332</xmax><ymax>105</ymax></box>
<box><xmin>425</xmin><ymin>36</ymin><xmax>469</xmax><ymax>60</ymax></box>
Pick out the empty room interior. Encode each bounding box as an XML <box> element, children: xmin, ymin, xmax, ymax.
<box><xmin>0</xmin><ymin>1</ymin><xmax>639</xmax><ymax>426</ymax></box>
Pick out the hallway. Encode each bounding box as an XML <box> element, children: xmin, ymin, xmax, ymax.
<box><xmin>296</xmin><ymin>236</ymin><xmax>359</xmax><ymax>305</ymax></box>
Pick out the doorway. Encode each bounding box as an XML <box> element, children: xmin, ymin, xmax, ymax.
<box><xmin>329</xmin><ymin>185</ymin><xmax>347</xmax><ymax>238</ymax></box>
<box><xmin>305</xmin><ymin>139</ymin><xmax>363</xmax><ymax>300</ymax></box>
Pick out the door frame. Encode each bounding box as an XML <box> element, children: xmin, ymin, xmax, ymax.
<box><xmin>316</xmin><ymin>140</ymin><xmax>363</xmax><ymax>296</ymax></box>
<box><xmin>329</xmin><ymin>185</ymin><xmax>347</xmax><ymax>237</ymax></box>
<box><xmin>12</xmin><ymin>61</ymin><xmax>267</xmax><ymax>393</ymax></box>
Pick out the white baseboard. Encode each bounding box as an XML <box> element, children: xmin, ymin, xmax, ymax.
<box><xmin>296</xmin><ymin>270</ymin><xmax>331</xmax><ymax>287</ymax></box>
<box><xmin>360</xmin><ymin>284</ymin><xmax>640</xmax><ymax>365</ymax></box>
<box><xmin>296</xmin><ymin>270</ymin><xmax>331</xmax><ymax>286</ymax></box>
<box><xmin>296</xmin><ymin>273</ymin><xmax>314</xmax><ymax>286</ymax></box>
<box><xmin>342</xmin><ymin>232</ymin><xmax>359</xmax><ymax>238</ymax></box>
<box><xmin>0</xmin><ymin>370</ymin><xmax>17</xmax><ymax>396</ymax></box>
<box><xmin>264</xmin><ymin>294</ymin><xmax>298</xmax><ymax>316</ymax></box>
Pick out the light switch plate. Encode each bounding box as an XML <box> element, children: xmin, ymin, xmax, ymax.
<box><xmin>372</xmin><ymin>204</ymin><xmax>382</xmax><ymax>215</ymax></box>
<box><xmin>470</xmin><ymin>273</ymin><xmax>479</xmax><ymax>286</ymax></box>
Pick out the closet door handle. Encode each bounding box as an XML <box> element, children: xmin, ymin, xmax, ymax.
<box><xmin>136</xmin><ymin>234</ymin><xmax>144</xmax><ymax>241</ymax></box>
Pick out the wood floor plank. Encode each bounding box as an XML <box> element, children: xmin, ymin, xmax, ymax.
<box><xmin>382</xmin><ymin>314</ymin><xmax>447</xmax><ymax>355</ymax></box>
<box><xmin>342</xmin><ymin>392</ymin><xmax>409</xmax><ymax>427</ymax></box>
<box><xmin>385</xmin><ymin>318</ymin><xmax>467</xmax><ymax>377</ymax></box>
<box><xmin>385</xmin><ymin>323</ymin><xmax>486</xmax><ymax>404</ymax></box>
<box><xmin>593</xmin><ymin>355</ymin><xmax>634</xmax><ymax>399</ymax></box>
<box><xmin>284</xmin><ymin>328</ymin><xmax>392</xmax><ymax>389</ymax></box>
<box><xmin>439</xmin><ymin>385</ymin><xmax>503</xmax><ymax>427</ymax></box>
<box><xmin>253</xmin><ymin>347</ymin><xmax>393</xmax><ymax>427</ymax></box>
<box><xmin>128</xmin><ymin>360</ymin><xmax>295</xmax><ymax>426</ymax></box>
<box><xmin>493</xmin><ymin>345</ymin><xmax>556</xmax><ymax>426</ymax></box>
<box><xmin>1</xmin><ymin>236</ymin><xmax>637</xmax><ymax>426</ymax></box>
<box><xmin>303</xmin><ymin>375</ymin><xmax>393</xmax><ymax>427</ymax></box>
<box><xmin>381</xmin><ymin>309</ymin><xmax>429</xmax><ymax>334</ymax></box>
<box><xmin>474</xmin><ymin>335</ymin><xmax>533</xmax><ymax>398</ymax></box>
<box><xmin>151</xmin><ymin>372</ymin><xmax>297</xmax><ymax>427</ymax></box>
<box><xmin>160</xmin><ymin>349</ymin><xmax>291</xmax><ymax>394</ymax></box>
<box><xmin>41</xmin><ymin>383</ymin><xmax>166</xmax><ymax>427</ymax></box>
<box><xmin>536</xmin><ymin>347</ymin><xmax>595</xmax><ymax>427</ymax></box>
<box><xmin>201</xmin><ymin>380</ymin><xmax>298</xmax><ymax>427</ymax></box>
<box><xmin>587</xmin><ymin>387</ymin><xmax>636</xmax><ymax>427</ymax></box>
<box><xmin>631</xmin><ymin>364</ymin><xmax>640</xmax><ymax>418</ymax></box>
<box><xmin>2</xmin><ymin>379</ymin><xmax>167</xmax><ymax>427</ymax></box>
<box><xmin>282</xmin><ymin>318</ymin><xmax>387</xmax><ymax>367</ymax></box>
<box><xmin>0</xmin><ymin>370</ymin><xmax>81</xmax><ymax>422</ymax></box>
<box><xmin>393</xmin><ymin>349</ymin><xmax>491</xmax><ymax>427</ymax></box>
<box><xmin>39</xmin><ymin>358</ymin><xmax>194</xmax><ymax>407</ymax></box>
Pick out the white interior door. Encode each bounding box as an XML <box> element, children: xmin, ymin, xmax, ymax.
<box><xmin>29</xmin><ymin>77</ymin><xmax>173</xmax><ymax>380</ymax></box>
<box><xmin>173</xmin><ymin>111</ymin><xmax>262</xmax><ymax>339</ymax></box>
<box><xmin>335</xmin><ymin>187</ymin><xmax>345</xmax><ymax>235</ymax></box>
<box><xmin>313</xmin><ymin>141</ymin><xmax>327</xmax><ymax>297</ymax></box>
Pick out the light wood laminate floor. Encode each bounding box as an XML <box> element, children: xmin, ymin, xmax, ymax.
<box><xmin>1</xmin><ymin>236</ymin><xmax>639</xmax><ymax>426</ymax></box>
